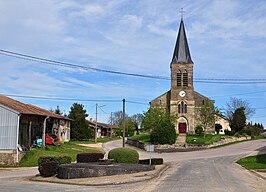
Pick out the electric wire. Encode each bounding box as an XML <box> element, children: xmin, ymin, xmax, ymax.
<box><xmin>1</xmin><ymin>49</ymin><xmax>266</xmax><ymax>84</ymax></box>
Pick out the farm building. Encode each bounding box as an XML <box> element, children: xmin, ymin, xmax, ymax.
<box><xmin>0</xmin><ymin>96</ymin><xmax>71</xmax><ymax>165</ymax></box>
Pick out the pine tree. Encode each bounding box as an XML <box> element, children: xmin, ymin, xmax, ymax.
<box><xmin>68</xmin><ymin>103</ymin><xmax>92</xmax><ymax>140</ymax></box>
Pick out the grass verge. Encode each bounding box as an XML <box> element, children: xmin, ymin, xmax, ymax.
<box><xmin>129</xmin><ymin>134</ymin><xmax>151</xmax><ymax>143</ymax></box>
<box><xmin>186</xmin><ymin>134</ymin><xmax>221</xmax><ymax>145</ymax></box>
<box><xmin>211</xmin><ymin>136</ymin><xmax>265</xmax><ymax>148</ymax></box>
<box><xmin>70</xmin><ymin>137</ymin><xmax>121</xmax><ymax>144</ymax></box>
<box><xmin>19</xmin><ymin>142</ymin><xmax>102</xmax><ymax>167</ymax></box>
<box><xmin>237</xmin><ymin>154</ymin><xmax>266</xmax><ymax>170</ymax></box>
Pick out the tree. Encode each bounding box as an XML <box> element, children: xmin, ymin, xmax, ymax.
<box><xmin>231</xmin><ymin>107</ymin><xmax>246</xmax><ymax>133</ymax></box>
<box><xmin>226</xmin><ymin>97</ymin><xmax>255</xmax><ymax>123</ymax></box>
<box><xmin>129</xmin><ymin>113</ymin><xmax>144</xmax><ymax>134</ymax></box>
<box><xmin>141</xmin><ymin>108</ymin><xmax>177</xmax><ymax>144</ymax></box>
<box><xmin>49</xmin><ymin>105</ymin><xmax>63</xmax><ymax>115</ymax></box>
<box><xmin>195</xmin><ymin>100</ymin><xmax>215</xmax><ymax>132</ymax></box>
<box><xmin>68</xmin><ymin>103</ymin><xmax>92</xmax><ymax>140</ymax></box>
<box><xmin>109</xmin><ymin>111</ymin><xmax>128</xmax><ymax>126</ymax></box>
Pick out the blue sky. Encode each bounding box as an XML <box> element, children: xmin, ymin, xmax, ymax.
<box><xmin>0</xmin><ymin>0</ymin><xmax>266</xmax><ymax>126</ymax></box>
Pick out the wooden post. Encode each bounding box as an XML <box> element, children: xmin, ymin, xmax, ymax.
<box><xmin>95</xmin><ymin>103</ymin><xmax>98</xmax><ymax>143</ymax></box>
<box><xmin>122</xmin><ymin>99</ymin><xmax>126</xmax><ymax>147</ymax></box>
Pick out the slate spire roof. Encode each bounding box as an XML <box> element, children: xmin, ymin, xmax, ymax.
<box><xmin>171</xmin><ymin>19</ymin><xmax>193</xmax><ymax>64</ymax></box>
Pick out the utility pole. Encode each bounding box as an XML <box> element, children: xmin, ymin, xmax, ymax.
<box><xmin>110</xmin><ymin>112</ymin><xmax>113</xmax><ymax>125</ymax></box>
<box><xmin>95</xmin><ymin>103</ymin><xmax>98</xmax><ymax>143</ymax></box>
<box><xmin>122</xmin><ymin>99</ymin><xmax>126</xmax><ymax>147</ymax></box>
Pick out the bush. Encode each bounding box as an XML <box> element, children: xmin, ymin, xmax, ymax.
<box><xmin>139</xmin><ymin>158</ymin><xmax>164</xmax><ymax>165</ymax></box>
<box><xmin>225</xmin><ymin>130</ymin><xmax>234</xmax><ymax>136</ymax></box>
<box><xmin>38</xmin><ymin>156</ymin><xmax>71</xmax><ymax>166</ymax></box>
<box><xmin>150</xmin><ymin>124</ymin><xmax>176</xmax><ymax>145</ymax></box>
<box><xmin>38</xmin><ymin>162</ymin><xmax>59</xmax><ymax>177</ymax></box>
<box><xmin>77</xmin><ymin>153</ymin><xmax>104</xmax><ymax>163</ymax></box>
<box><xmin>108</xmin><ymin>147</ymin><xmax>139</xmax><ymax>164</ymax></box>
<box><xmin>38</xmin><ymin>156</ymin><xmax>71</xmax><ymax>177</ymax></box>
<box><xmin>195</xmin><ymin>124</ymin><xmax>204</xmax><ymax>135</ymax></box>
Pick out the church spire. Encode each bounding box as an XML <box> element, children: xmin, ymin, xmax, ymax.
<box><xmin>171</xmin><ymin>19</ymin><xmax>193</xmax><ymax>64</ymax></box>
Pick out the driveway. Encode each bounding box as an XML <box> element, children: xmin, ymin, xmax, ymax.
<box><xmin>0</xmin><ymin>139</ymin><xmax>265</xmax><ymax>192</ymax></box>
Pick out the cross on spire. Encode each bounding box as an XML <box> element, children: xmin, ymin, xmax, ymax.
<box><xmin>180</xmin><ymin>8</ymin><xmax>185</xmax><ymax>19</ymax></box>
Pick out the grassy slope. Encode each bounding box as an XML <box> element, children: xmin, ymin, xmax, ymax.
<box><xmin>237</xmin><ymin>154</ymin><xmax>266</xmax><ymax>170</ymax></box>
<box><xmin>19</xmin><ymin>142</ymin><xmax>102</xmax><ymax>167</ymax></box>
<box><xmin>71</xmin><ymin>137</ymin><xmax>121</xmax><ymax>144</ymax></box>
<box><xmin>129</xmin><ymin>134</ymin><xmax>151</xmax><ymax>143</ymax></box>
<box><xmin>186</xmin><ymin>134</ymin><xmax>221</xmax><ymax>145</ymax></box>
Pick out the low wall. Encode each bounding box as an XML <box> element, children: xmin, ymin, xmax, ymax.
<box><xmin>126</xmin><ymin>138</ymin><xmax>146</xmax><ymax>150</ymax></box>
<box><xmin>127</xmin><ymin>136</ymin><xmax>252</xmax><ymax>152</ymax></box>
<box><xmin>0</xmin><ymin>150</ymin><xmax>17</xmax><ymax>165</ymax></box>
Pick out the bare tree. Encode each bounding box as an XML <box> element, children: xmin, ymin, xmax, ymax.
<box><xmin>109</xmin><ymin>111</ymin><xmax>128</xmax><ymax>126</ymax></box>
<box><xmin>225</xmin><ymin>97</ymin><xmax>255</xmax><ymax>123</ymax></box>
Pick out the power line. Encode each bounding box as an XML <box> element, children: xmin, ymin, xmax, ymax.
<box><xmin>1</xmin><ymin>49</ymin><xmax>266</xmax><ymax>84</ymax></box>
<box><xmin>126</xmin><ymin>100</ymin><xmax>150</xmax><ymax>106</ymax></box>
<box><xmin>98</xmin><ymin>105</ymin><xmax>110</xmax><ymax>114</ymax></box>
<box><xmin>210</xmin><ymin>90</ymin><xmax>266</xmax><ymax>98</ymax></box>
<box><xmin>1</xmin><ymin>94</ymin><xmax>121</xmax><ymax>102</ymax></box>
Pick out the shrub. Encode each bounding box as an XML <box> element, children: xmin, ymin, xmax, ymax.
<box><xmin>77</xmin><ymin>153</ymin><xmax>104</xmax><ymax>163</ymax></box>
<box><xmin>38</xmin><ymin>156</ymin><xmax>71</xmax><ymax>177</ymax></box>
<box><xmin>150</xmin><ymin>124</ymin><xmax>176</xmax><ymax>145</ymax></box>
<box><xmin>139</xmin><ymin>158</ymin><xmax>164</xmax><ymax>165</ymax></box>
<box><xmin>225</xmin><ymin>130</ymin><xmax>234</xmax><ymax>136</ymax></box>
<box><xmin>108</xmin><ymin>147</ymin><xmax>139</xmax><ymax>164</ymax></box>
<box><xmin>38</xmin><ymin>162</ymin><xmax>59</xmax><ymax>177</ymax></box>
<box><xmin>38</xmin><ymin>156</ymin><xmax>71</xmax><ymax>166</ymax></box>
<box><xmin>195</xmin><ymin>124</ymin><xmax>204</xmax><ymax>135</ymax></box>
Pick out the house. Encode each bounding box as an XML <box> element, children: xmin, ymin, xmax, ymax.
<box><xmin>87</xmin><ymin>120</ymin><xmax>117</xmax><ymax>138</ymax></box>
<box><xmin>0</xmin><ymin>95</ymin><xmax>71</xmax><ymax>165</ymax></box>
<box><xmin>150</xmin><ymin>18</ymin><xmax>216</xmax><ymax>134</ymax></box>
<box><xmin>215</xmin><ymin>115</ymin><xmax>231</xmax><ymax>133</ymax></box>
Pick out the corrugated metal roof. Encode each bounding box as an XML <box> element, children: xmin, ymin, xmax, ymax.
<box><xmin>171</xmin><ymin>19</ymin><xmax>193</xmax><ymax>64</ymax></box>
<box><xmin>0</xmin><ymin>95</ymin><xmax>70</xmax><ymax>120</ymax></box>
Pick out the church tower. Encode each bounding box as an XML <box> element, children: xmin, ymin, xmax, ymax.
<box><xmin>170</xmin><ymin>19</ymin><xmax>195</xmax><ymax>134</ymax></box>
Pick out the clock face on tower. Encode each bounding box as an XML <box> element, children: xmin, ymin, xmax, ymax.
<box><xmin>179</xmin><ymin>90</ymin><xmax>186</xmax><ymax>97</ymax></box>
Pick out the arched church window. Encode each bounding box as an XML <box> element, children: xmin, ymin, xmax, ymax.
<box><xmin>177</xmin><ymin>70</ymin><xmax>182</xmax><ymax>86</ymax></box>
<box><xmin>178</xmin><ymin>101</ymin><xmax>187</xmax><ymax>114</ymax></box>
<box><xmin>183</xmin><ymin>70</ymin><xmax>188</xmax><ymax>86</ymax></box>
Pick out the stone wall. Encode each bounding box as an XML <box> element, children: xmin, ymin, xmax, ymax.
<box><xmin>126</xmin><ymin>138</ymin><xmax>146</xmax><ymax>150</ymax></box>
<box><xmin>0</xmin><ymin>150</ymin><xmax>17</xmax><ymax>165</ymax></box>
<box><xmin>127</xmin><ymin>136</ymin><xmax>252</xmax><ymax>152</ymax></box>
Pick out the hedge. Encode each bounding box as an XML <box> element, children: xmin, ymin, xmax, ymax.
<box><xmin>139</xmin><ymin>158</ymin><xmax>164</xmax><ymax>165</ymax></box>
<box><xmin>38</xmin><ymin>156</ymin><xmax>71</xmax><ymax>177</ymax></box>
<box><xmin>77</xmin><ymin>153</ymin><xmax>104</xmax><ymax>163</ymax></box>
<box><xmin>108</xmin><ymin>147</ymin><xmax>139</xmax><ymax>164</ymax></box>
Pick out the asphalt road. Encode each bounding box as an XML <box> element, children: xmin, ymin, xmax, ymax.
<box><xmin>0</xmin><ymin>139</ymin><xmax>265</xmax><ymax>192</ymax></box>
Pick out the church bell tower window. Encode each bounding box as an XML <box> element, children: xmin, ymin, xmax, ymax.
<box><xmin>183</xmin><ymin>70</ymin><xmax>188</xmax><ymax>86</ymax></box>
<box><xmin>177</xmin><ymin>70</ymin><xmax>182</xmax><ymax>86</ymax></box>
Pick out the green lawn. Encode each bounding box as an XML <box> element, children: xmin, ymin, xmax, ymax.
<box><xmin>129</xmin><ymin>134</ymin><xmax>151</xmax><ymax>143</ymax></box>
<box><xmin>186</xmin><ymin>134</ymin><xmax>221</xmax><ymax>145</ymax></box>
<box><xmin>237</xmin><ymin>154</ymin><xmax>266</xmax><ymax>170</ymax></box>
<box><xmin>70</xmin><ymin>137</ymin><xmax>121</xmax><ymax>144</ymax></box>
<box><xmin>19</xmin><ymin>142</ymin><xmax>102</xmax><ymax>167</ymax></box>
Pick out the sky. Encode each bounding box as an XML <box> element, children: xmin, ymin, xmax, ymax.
<box><xmin>0</xmin><ymin>0</ymin><xmax>266</xmax><ymax>126</ymax></box>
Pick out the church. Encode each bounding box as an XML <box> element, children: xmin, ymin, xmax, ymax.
<box><xmin>150</xmin><ymin>18</ymin><xmax>215</xmax><ymax>134</ymax></box>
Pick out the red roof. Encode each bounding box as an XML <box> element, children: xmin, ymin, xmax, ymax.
<box><xmin>0</xmin><ymin>95</ymin><xmax>69</xmax><ymax>120</ymax></box>
<box><xmin>87</xmin><ymin>120</ymin><xmax>118</xmax><ymax>129</ymax></box>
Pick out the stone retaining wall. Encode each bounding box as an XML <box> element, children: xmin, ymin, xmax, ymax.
<box><xmin>127</xmin><ymin>136</ymin><xmax>252</xmax><ymax>152</ymax></box>
<box><xmin>0</xmin><ymin>150</ymin><xmax>17</xmax><ymax>165</ymax></box>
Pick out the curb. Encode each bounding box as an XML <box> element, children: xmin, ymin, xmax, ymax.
<box><xmin>235</xmin><ymin>161</ymin><xmax>266</xmax><ymax>181</ymax></box>
<box><xmin>30</xmin><ymin>163</ymin><xmax>170</xmax><ymax>186</ymax></box>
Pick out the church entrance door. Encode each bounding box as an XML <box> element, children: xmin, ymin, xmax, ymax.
<box><xmin>178</xmin><ymin>123</ymin><xmax>187</xmax><ymax>134</ymax></box>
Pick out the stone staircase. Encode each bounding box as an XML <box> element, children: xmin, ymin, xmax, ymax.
<box><xmin>176</xmin><ymin>134</ymin><xmax>186</xmax><ymax>146</ymax></box>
